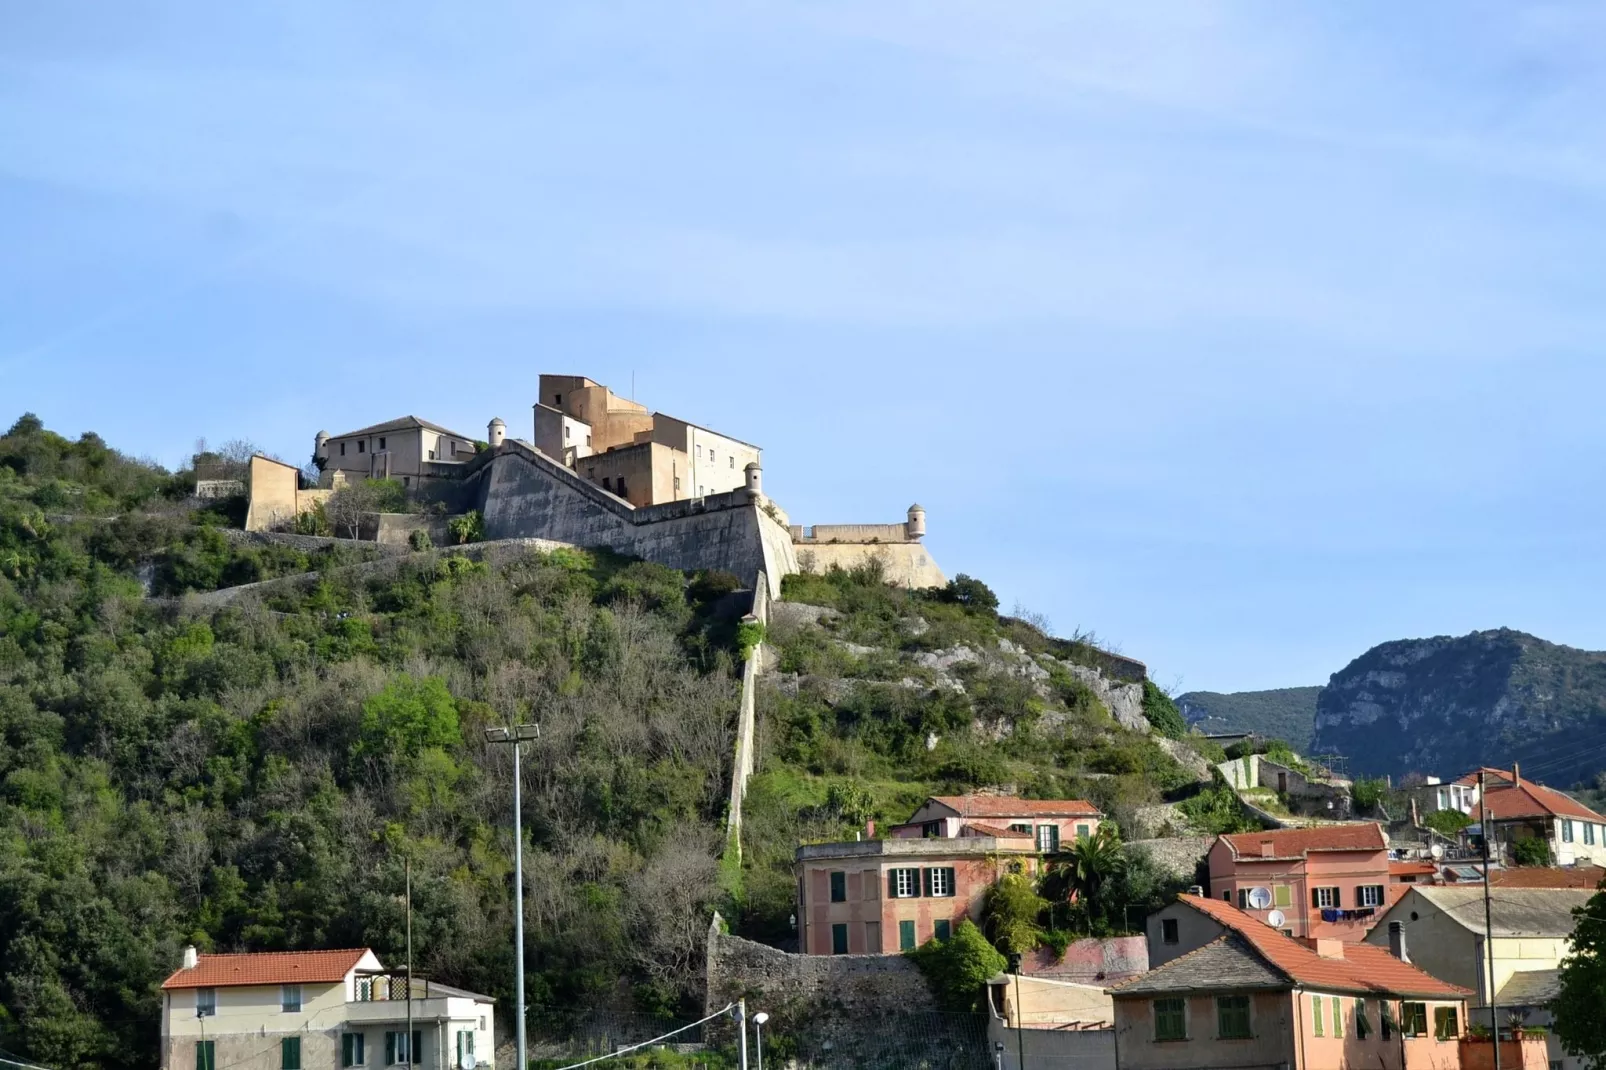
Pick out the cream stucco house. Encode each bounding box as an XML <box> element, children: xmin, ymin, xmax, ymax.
<box><xmin>315</xmin><ymin>417</ymin><xmax>478</xmax><ymax>488</ymax></box>
<box><xmin>160</xmin><ymin>947</ymin><xmax>494</xmax><ymax>1070</ymax></box>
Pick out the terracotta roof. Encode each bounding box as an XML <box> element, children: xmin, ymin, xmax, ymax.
<box><xmin>1219</xmin><ymin>823</ymin><xmax>1387</xmax><ymax>860</ymax></box>
<box><xmin>1125</xmin><ymin>895</ymin><xmax>1470</xmax><ymax>1000</ymax></box>
<box><xmin>964</xmin><ymin>821</ymin><xmax>1033</xmax><ymax>839</ymax></box>
<box><xmin>1111</xmin><ymin>933</ymin><xmax>1290</xmax><ymax>995</ymax></box>
<box><xmin>1474</xmin><ymin>780</ymin><xmax>1605</xmax><ymax>824</ymax></box>
<box><xmin>1490</xmin><ymin>866</ymin><xmax>1606</xmax><ymax>889</ymax></box>
<box><xmin>330</xmin><ymin>415</ymin><xmax>474</xmax><ymax>441</ymax></box>
<box><xmin>926</xmin><ymin>795</ymin><xmax>1102</xmax><ymax>819</ymax></box>
<box><xmin>1390</xmin><ymin>861</ymin><xmax>1438</xmax><ymax>878</ymax></box>
<box><xmin>162</xmin><ymin>949</ymin><xmax>371</xmax><ymax>990</ymax></box>
<box><xmin>1454</xmin><ymin>768</ymin><xmax>1516</xmax><ymax>788</ymax></box>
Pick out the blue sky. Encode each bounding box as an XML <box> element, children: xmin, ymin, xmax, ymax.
<box><xmin>5</xmin><ymin>2</ymin><xmax>1606</xmax><ymax>693</ymax></box>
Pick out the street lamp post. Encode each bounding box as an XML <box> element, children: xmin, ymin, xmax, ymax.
<box><xmin>486</xmin><ymin>724</ymin><xmax>540</xmax><ymax>1070</ymax></box>
<box><xmin>752</xmin><ymin>1011</ymin><xmax>769</xmax><ymax>1070</ymax></box>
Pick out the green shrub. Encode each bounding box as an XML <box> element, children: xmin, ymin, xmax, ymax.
<box><xmin>905</xmin><ymin>918</ymin><xmax>1007</xmax><ymax>1012</ymax></box>
<box><xmin>1422</xmin><ymin>808</ymin><xmax>1474</xmax><ymax>838</ymax></box>
<box><xmin>447</xmin><ymin>510</ymin><xmax>484</xmax><ymax>544</ymax></box>
<box><xmin>408</xmin><ymin>528</ymin><xmax>433</xmax><ymax>551</ymax></box>
<box><xmin>1351</xmin><ymin>777</ymin><xmax>1388</xmax><ymax>812</ymax></box>
<box><xmin>983</xmin><ymin>872</ymin><xmax>1048</xmax><ymax>954</ymax></box>
<box><xmin>1142</xmin><ymin>681</ymin><xmax>1188</xmax><ymax>740</ymax></box>
<box><xmin>735</xmin><ymin>621</ymin><xmax>766</xmax><ymax>662</ymax></box>
<box><xmin>1513</xmin><ymin>836</ymin><xmax>1551</xmax><ymax>867</ymax></box>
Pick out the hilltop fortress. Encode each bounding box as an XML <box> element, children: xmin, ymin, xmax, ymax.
<box><xmin>247</xmin><ymin>374</ymin><xmax>944</xmax><ymax>597</ymax></box>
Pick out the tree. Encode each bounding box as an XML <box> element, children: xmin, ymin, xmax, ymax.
<box><xmin>1514</xmin><ymin>836</ymin><xmax>1551</xmax><ymax>867</ymax></box>
<box><xmin>1141</xmin><ymin>681</ymin><xmax>1188</xmax><ymax>739</ymax></box>
<box><xmin>325</xmin><ymin>481</ymin><xmax>375</xmax><ymax>539</ymax></box>
<box><xmin>941</xmin><ymin>574</ymin><xmax>998</xmax><ymax>612</ymax></box>
<box><xmin>905</xmin><ymin>918</ymin><xmax>1007</xmax><ymax>1012</ymax></box>
<box><xmin>983</xmin><ymin>871</ymin><xmax>1048</xmax><ymax>954</ymax></box>
<box><xmin>1553</xmin><ymin>886</ymin><xmax>1606</xmax><ymax>1068</ymax></box>
<box><xmin>1422</xmin><ymin>809</ymin><xmax>1473</xmax><ymax>838</ymax></box>
<box><xmin>355</xmin><ymin>675</ymin><xmax>461</xmax><ymax>759</ymax></box>
<box><xmin>1049</xmin><ymin>826</ymin><xmax>1126</xmax><ymax>930</ymax></box>
<box><xmin>447</xmin><ymin>510</ymin><xmax>484</xmax><ymax>545</ymax></box>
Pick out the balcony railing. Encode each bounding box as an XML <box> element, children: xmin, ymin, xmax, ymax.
<box><xmin>353</xmin><ymin>972</ymin><xmax>433</xmax><ymax>1002</ymax></box>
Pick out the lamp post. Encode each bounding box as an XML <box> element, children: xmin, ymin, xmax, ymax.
<box><xmin>1007</xmin><ymin>952</ymin><xmax>1025</xmax><ymax>1070</ymax></box>
<box><xmin>485</xmin><ymin>724</ymin><xmax>540</xmax><ymax>1070</ymax></box>
<box><xmin>752</xmin><ymin>1011</ymin><xmax>769</xmax><ymax>1070</ymax></box>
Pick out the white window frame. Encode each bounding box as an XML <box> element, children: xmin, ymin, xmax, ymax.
<box><xmin>1357</xmin><ymin>884</ymin><xmax>1385</xmax><ymax>908</ymax></box>
<box><xmin>1563</xmin><ymin>820</ymin><xmax>1575</xmax><ymax>843</ymax></box>
<box><xmin>892</xmin><ymin>868</ymin><xmax>919</xmax><ymax>898</ymax></box>
<box><xmin>929</xmin><ymin>868</ymin><xmax>954</xmax><ymax>897</ymax></box>
<box><xmin>196</xmin><ymin>987</ymin><xmax>216</xmax><ymax>1017</ymax></box>
<box><xmin>1315</xmin><ymin>886</ymin><xmax>1338</xmax><ymax>908</ymax></box>
<box><xmin>281</xmin><ymin>984</ymin><xmax>302</xmax><ymax>1012</ymax></box>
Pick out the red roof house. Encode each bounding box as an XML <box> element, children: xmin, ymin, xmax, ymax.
<box><xmin>1208</xmin><ymin>824</ymin><xmax>1392</xmax><ymax>942</ymax></box>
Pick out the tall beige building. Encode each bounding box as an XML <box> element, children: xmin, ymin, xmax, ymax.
<box><xmin>315</xmin><ymin>416</ymin><xmax>478</xmax><ymax>488</ymax></box>
<box><xmin>531</xmin><ymin>375</ymin><xmax>760</xmax><ymax>507</ymax></box>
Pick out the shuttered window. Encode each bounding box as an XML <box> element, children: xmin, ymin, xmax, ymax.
<box><xmin>281</xmin><ymin>1037</ymin><xmax>301</xmax><ymax>1070</ymax></box>
<box><xmin>1434</xmin><ymin>1007</ymin><xmax>1459</xmax><ymax>1041</ymax></box>
<box><xmin>1153</xmin><ymin>998</ymin><xmax>1186</xmax><ymax>1041</ymax></box>
<box><xmin>889</xmin><ymin>868</ymin><xmax>920</xmax><ymax>898</ymax></box>
<box><xmin>342</xmin><ymin>1033</ymin><xmax>365</xmax><ymax>1068</ymax></box>
<box><xmin>195</xmin><ymin>1042</ymin><xmax>215</xmax><ymax>1070</ymax></box>
<box><xmin>1313</xmin><ymin>995</ymin><xmax>1325</xmax><ymax>1037</ymax></box>
<box><xmin>899</xmin><ymin>920</ymin><xmax>916</xmax><ymax>951</ymax></box>
<box><xmin>1216</xmin><ymin>995</ymin><xmax>1251</xmax><ymax>1039</ymax></box>
<box><xmin>829</xmin><ymin>871</ymin><xmax>846</xmax><ymax>902</ymax></box>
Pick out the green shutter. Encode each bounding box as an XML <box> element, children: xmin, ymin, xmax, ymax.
<box><xmin>282</xmin><ymin>1037</ymin><xmax>301</xmax><ymax>1070</ymax></box>
<box><xmin>888</xmin><ymin>870</ymin><xmax>897</xmax><ymax>899</ymax></box>
<box><xmin>945</xmin><ymin>867</ymin><xmax>957</xmax><ymax>897</ymax></box>
<box><xmin>831</xmin><ymin>923</ymin><xmax>848</xmax><ymax>954</ymax></box>
<box><xmin>196</xmin><ymin>1041</ymin><xmax>215</xmax><ymax>1070</ymax></box>
<box><xmin>934</xmin><ymin>919</ymin><xmax>951</xmax><ymax>942</ymax></box>
<box><xmin>899</xmin><ymin>919</ymin><xmax>916</xmax><ymax>950</ymax></box>
<box><xmin>386</xmin><ymin>1033</ymin><xmax>397</xmax><ymax>1066</ymax></box>
<box><xmin>922</xmin><ymin>868</ymin><xmax>933</xmax><ymax>896</ymax></box>
<box><xmin>1313</xmin><ymin>995</ymin><xmax>1324</xmax><ymax>1037</ymax></box>
<box><xmin>414</xmin><ymin>1030</ymin><xmax>422</xmax><ymax>1064</ymax></box>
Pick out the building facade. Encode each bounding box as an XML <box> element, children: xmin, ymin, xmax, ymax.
<box><xmin>1207</xmin><ymin>824</ymin><xmax>1393</xmax><ymax>942</ymax></box>
<box><xmin>1115</xmin><ymin>895</ymin><xmax>1475</xmax><ymax>1070</ymax></box>
<box><xmin>796</xmin><ymin>836</ymin><xmax>1039</xmax><ymax>956</ymax></box>
<box><xmin>315</xmin><ymin>417</ymin><xmax>478</xmax><ymax>486</ymax></box>
<box><xmin>160</xmin><ymin>947</ymin><xmax>494</xmax><ymax>1070</ymax></box>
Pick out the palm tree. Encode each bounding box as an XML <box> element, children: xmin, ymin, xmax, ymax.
<box><xmin>1045</xmin><ymin>826</ymin><xmax>1126</xmax><ymax>932</ymax></box>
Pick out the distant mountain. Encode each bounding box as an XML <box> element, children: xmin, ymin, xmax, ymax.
<box><xmin>1176</xmin><ymin>687</ymin><xmax>1321</xmax><ymax>750</ymax></box>
<box><xmin>1312</xmin><ymin>629</ymin><xmax>1606</xmax><ymax>784</ymax></box>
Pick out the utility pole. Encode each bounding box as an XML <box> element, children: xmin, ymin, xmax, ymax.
<box><xmin>1479</xmin><ymin>771</ymin><xmax>1501</xmax><ymax>1070</ymax></box>
<box><xmin>486</xmin><ymin>724</ymin><xmax>539</xmax><ymax>1070</ymax></box>
<box><xmin>1007</xmin><ymin>953</ymin><xmax>1026</xmax><ymax>1070</ymax></box>
<box><xmin>406</xmin><ymin>857</ymin><xmax>413</xmax><ymax>1068</ymax></box>
<box><xmin>736</xmin><ymin>998</ymin><xmax>749</xmax><ymax>1070</ymax></box>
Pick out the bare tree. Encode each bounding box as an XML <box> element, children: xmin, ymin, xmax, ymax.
<box><xmin>325</xmin><ymin>482</ymin><xmax>375</xmax><ymax>539</ymax></box>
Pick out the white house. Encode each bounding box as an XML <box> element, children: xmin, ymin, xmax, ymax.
<box><xmin>161</xmin><ymin>947</ymin><xmax>494</xmax><ymax>1070</ymax></box>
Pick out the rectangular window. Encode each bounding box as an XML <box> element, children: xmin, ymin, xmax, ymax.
<box><xmin>934</xmin><ymin>919</ymin><xmax>952</xmax><ymax>942</ymax></box>
<box><xmin>427</xmin><ymin>450</ymin><xmax>435</xmax><ymax>460</ymax></box>
<box><xmin>1313</xmin><ymin>887</ymin><xmax>1340</xmax><ymax>908</ymax></box>
<box><xmin>729</xmin><ymin>456</ymin><xmax>735</xmax><ymax>468</ymax></box>
<box><xmin>899</xmin><ymin>919</ymin><xmax>916</xmax><ymax>951</ymax></box>
<box><xmin>1153</xmin><ymin>997</ymin><xmax>1186</xmax><ymax>1041</ymax></box>
<box><xmin>1564</xmin><ymin>820</ymin><xmax>1575</xmax><ymax>843</ymax></box>
<box><xmin>922</xmin><ymin>820</ymin><xmax>944</xmax><ymax>838</ymax></box>
<box><xmin>1587</xmin><ymin>823</ymin><xmax>1597</xmax><ymax>846</ymax></box>
<box><xmin>1217</xmin><ymin>995</ymin><xmax>1251</xmax><ymax>1039</ymax></box>
<box><xmin>1331</xmin><ymin>996</ymin><xmax>1344</xmax><ymax>1038</ymax></box>
<box><xmin>925</xmin><ymin>867</ymin><xmax>956</xmax><ymax>898</ymax></box>
<box><xmin>830</xmin><ymin>871</ymin><xmax>846</xmax><ymax>903</ymax></box>
<box><xmin>865</xmin><ymin>921</ymin><xmax>881</xmax><ymax>951</ymax></box>
<box><xmin>564</xmin><ymin>426</ymin><xmax>571</xmax><ymax>440</ymax></box>
<box><xmin>1355</xmin><ymin>999</ymin><xmax>1371</xmax><ymax>1039</ymax></box>
<box><xmin>343</xmin><ymin>1033</ymin><xmax>366</xmax><ymax>1068</ymax></box>
<box><xmin>378</xmin><ymin>437</ymin><xmax>386</xmax><ymax>450</ymax></box>
<box><xmin>1274</xmin><ymin>884</ymin><xmax>1292</xmax><ymax>907</ymax></box>
<box><xmin>356</xmin><ymin>977</ymin><xmax>373</xmax><ymax>1001</ymax></box>
<box><xmin>282</xmin><ymin>1037</ymin><xmax>301</xmax><ymax>1070</ymax></box>
<box><xmin>831</xmin><ymin>923</ymin><xmax>848</xmax><ymax>955</ymax></box>
<box><xmin>196</xmin><ymin>988</ymin><xmax>216</xmax><ymax>1017</ymax></box>
<box><xmin>1401</xmin><ymin>1002</ymin><xmax>1428</xmax><ymax>1037</ymax></box>
<box><xmin>385</xmin><ymin>1031</ymin><xmax>423</xmax><ymax>1065</ymax></box>
<box><xmin>1313</xmin><ymin>994</ymin><xmax>1325</xmax><ymax>1037</ymax></box>
<box><xmin>1009</xmin><ymin>823</ymin><xmax>1033</xmax><ymax>835</ymax></box>
<box><xmin>1222</xmin><ymin>889</ymin><xmax>1231</xmax><ymax>902</ymax></box>
<box><xmin>196</xmin><ymin>1041</ymin><xmax>216</xmax><ymax>1070</ymax></box>
<box><xmin>456</xmin><ymin>1030</ymin><xmax>475</xmax><ymax>1068</ymax></box>
<box><xmin>1382</xmin><ymin>1001</ymin><xmax>1395</xmax><ymax>1040</ymax></box>
<box><xmin>341</xmin><ymin>442</ymin><xmax>347</xmax><ymax>456</ymax></box>
<box><xmin>1076</xmin><ymin>824</ymin><xmax>1091</xmax><ymax>840</ymax></box>
<box><xmin>358</xmin><ymin>441</ymin><xmax>365</xmax><ymax>453</ymax></box>
<box><xmin>1037</xmin><ymin>824</ymin><xmax>1060</xmax><ymax>853</ymax></box>
<box><xmin>1357</xmin><ymin>885</ymin><xmax>1385</xmax><ymax>907</ymax></box>
<box><xmin>450</xmin><ymin>441</ymin><xmax>457</xmax><ymax>456</ymax></box>
<box><xmin>1161</xmin><ymin>918</ymin><xmax>1180</xmax><ymax>945</ymax></box>
<box><xmin>281</xmin><ymin>984</ymin><xmax>302</xmax><ymax>1012</ymax></box>
<box><xmin>696</xmin><ymin>445</ymin><xmax>702</xmax><ymax>457</ymax></box>
<box><xmin>889</xmin><ymin>868</ymin><xmax>920</xmax><ymax>899</ymax></box>
<box><xmin>586</xmin><ymin>434</ymin><xmax>592</xmax><ymax>446</ymax></box>
<box><xmin>864</xmin><ymin>874</ymin><xmax>878</xmax><ymax>901</ymax></box>
<box><xmin>554</xmin><ymin>394</ymin><xmax>562</xmax><ymax>405</ymax></box>
<box><xmin>1434</xmin><ymin>1006</ymin><xmax>1459</xmax><ymax>1041</ymax></box>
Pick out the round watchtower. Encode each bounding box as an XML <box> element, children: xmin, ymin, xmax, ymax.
<box><xmin>906</xmin><ymin>503</ymin><xmax>927</xmax><ymax>540</ymax></box>
<box><xmin>488</xmin><ymin>417</ymin><xmax>506</xmax><ymax>448</ymax></box>
<box><xmin>314</xmin><ymin>430</ymin><xmax>330</xmax><ymax>463</ymax></box>
<box><xmin>744</xmin><ymin>460</ymin><xmax>763</xmax><ymax>499</ymax></box>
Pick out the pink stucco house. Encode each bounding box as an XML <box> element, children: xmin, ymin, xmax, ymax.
<box><xmin>890</xmin><ymin>794</ymin><xmax>1104</xmax><ymax>853</ymax></box>
<box><xmin>1208</xmin><ymin>824</ymin><xmax>1394</xmax><ymax>942</ymax></box>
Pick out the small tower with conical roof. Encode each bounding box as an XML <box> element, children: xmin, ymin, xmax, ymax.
<box><xmin>906</xmin><ymin>503</ymin><xmax>926</xmax><ymax>541</ymax></box>
<box><xmin>488</xmin><ymin>417</ymin><xmax>506</xmax><ymax>448</ymax></box>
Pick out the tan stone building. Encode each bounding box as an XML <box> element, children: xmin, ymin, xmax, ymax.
<box><xmin>315</xmin><ymin>417</ymin><xmax>478</xmax><ymax>488</ymax></box>
<box><xmin>530</xmin><ymin>375</ymin><xmax>761</xmax><ymax>507</ymax></box>
<box><xmin>160</xmin><ymin>946</ymin><xmax>494</xmax><ymax>1070</ymax></box>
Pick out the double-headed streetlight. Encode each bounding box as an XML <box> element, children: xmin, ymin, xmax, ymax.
<box><xmin>485</xmin><ymin>724</ymin><xmax>540</xmax><ymax>1070</ymax></box>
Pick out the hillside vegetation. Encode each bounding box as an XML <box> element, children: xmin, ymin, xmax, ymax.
<box><xmin>0</xmin><ymin>415</ymin><xmax>1214</xmax><ymax>1069</ymax></box>
<box><xmin>1177</xmin><ymin>686</ymin><xmax>1321</xmax><ymax>751</ymax></box>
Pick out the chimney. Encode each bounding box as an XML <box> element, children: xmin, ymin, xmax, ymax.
<box><xmin>1314</xmin><ymin>939</ymin><xmax>1345</xmax><ymax>960</ymax></box>
<box><xmin>182</xmin><ymin>946</ymin><xmax>199</xmax><ymax>970</ymax></box>
<box><xmin>865</xmin><ymin>820</ymin><xmax>876</xmax><ymax>839</ymax></box>
<box><xmin>1388</xmin><ymin>921</ymin><xmax>1409</xmax><ymax>963</ymax></box>
<box><xmin>1260</xmin><ymin>839</ymin><xmax>1276</xmax><ymax>857</ymax></box>
<box><xmin>1512</xmin><ymin>762</ymin><xmax>1520</xmax><ymax>784</ymax></box>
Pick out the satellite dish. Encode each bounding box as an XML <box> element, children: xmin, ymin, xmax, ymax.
<box><xmin>1246</xmin><ymin>886</ymin><xmax>1274</xmax><ymax>910</ymax></box>
<box><xmin>1267</xmin><ymin>909</ymin><xmax>1286</xmax><ymax>929</ymax></box>
<box><xmin>1430</xmin><ymin>843</ymin><xmax>1445</xmax><ymax>860</ymax></box>
<box><xmin>461</xmin><ymin>1057</ymin><xmax>476</xmax><ymax>1070</ymax></box>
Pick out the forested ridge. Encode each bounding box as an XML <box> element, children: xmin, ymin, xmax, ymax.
<box><xmin>0</xmin><ymin>415</ymin><xmax>1209</xmax><ymax>1069</ymax></box>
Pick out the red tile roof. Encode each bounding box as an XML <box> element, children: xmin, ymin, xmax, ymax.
<box><xmin>1454</xmin><ymin>768</ymin><xmax>1516</xmax><ymax>787</ymax></box>
<box><xmin>1490</xmin><ymin>866</ymin><xmax>1606</xmax><ymax>889</ymax></box>
<box><xmin>1390</xmin><ymin>861</ymin><xmax>1438</xmax><ymax>878</ymax></box>
<box><xmin>1219</xmin><ymin>823</ymin><xmax>1387</xmax><ymax>860</ymax></box>
<box><xmin>162</xmin><ymin>949</ymin><xmax>371</xmax><ymax>990</ymax></box>
<box><xmin>1474</xmin><ymin>780</ymin><xmax>1604</xmax><ymax>824</ymax></box>
<box><xmin>928</xmin><ymin>795</ymin><xmax>1102</xmax><ymax>819</ymax></box>
<box><xmin>1143</xmin><ymin>895</ymin><xmax>1470</xmax><ymax>1000</ymax></box>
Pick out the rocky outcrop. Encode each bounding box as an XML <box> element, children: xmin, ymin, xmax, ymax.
<box><xmin>1312</xmin><ymin>628</ymin><xmax>1606</xmax><ymax>782</ymax></box>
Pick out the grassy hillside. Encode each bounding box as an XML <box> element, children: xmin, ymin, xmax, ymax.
<box><xmin>1176</xmin><ymin>686</ymin><xmax>1321</xmax><ymax>750</ymax></box>
<box><xmin>0</xmin><ymin>414</ymin><xmax>1211</xmax><ymax>1068</ymax></box>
